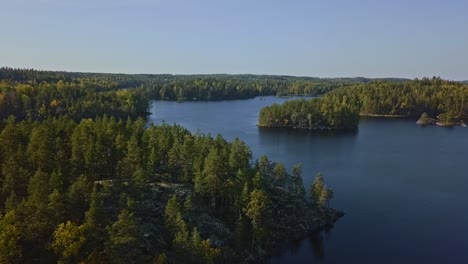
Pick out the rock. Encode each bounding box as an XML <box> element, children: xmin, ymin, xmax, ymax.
<box><xmin>416</xmin><ymin>117</ymin><xmax>436</xmax><ymax>125</ymax></box>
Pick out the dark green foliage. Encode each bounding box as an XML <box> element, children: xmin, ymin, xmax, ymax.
<box><xmin>244</xmin><ymin>189</ymin><xmax>269</xmax><ymax>249</ymax></box>
<box><xmin>339</xmin><ymin>77</ymin><xmax>468</xmax><ymax>118</ymax></box>
<box><xmin>310</xmin><ymin>174</ymin><xmax>334</xmax><ymax>209</ymax></box>
<box><xmin>106</xmin><ymin>208</ymin><xmax>146</xmax><ymax>263</ymax></box>
<box><xmin>0</xmin><ymin>67</ymin><xmax>395</xmax><ymax>111</ymax></box>
<box><xmin>290</xmin><ymin>164</ymin><xmax>306</xmax><ymax>199</ymax></box>
<box><xmin>258</xmin><ymin>77</ymin><xmax>468</xmax><ymax>130</ymax></box>
<box><xmin>0</xmin><ymin>73</ymin><xmax>149</xmax><ymax>121</ymax></box>
<box><xmin>258</xmin><ymin>96</ymin><xmax>359</xmax><ymax>130</ymax></box>
<box><xmin>0</xmin><ymin>115</ymin><xmax>335</xmax><ymax>263</ymax></box>
<box><xmin>0</xmin><ymin>211</ymin><xmax>22</xmax><ymax>263</ymax></box>
<box><xmin>51</xmin><ymin>221</ymin><xmax>86</xmax><ymax>264</ymax></box>
<box><xmin>0</xmin><ymin>68</ymin><xmax>343</xmax><ymax>263</ymax></box>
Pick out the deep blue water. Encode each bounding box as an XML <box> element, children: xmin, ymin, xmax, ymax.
<box><xmin>148</xmin><ymin>96</ymin><xmax>468</xmax><ymax>264</ymax></box>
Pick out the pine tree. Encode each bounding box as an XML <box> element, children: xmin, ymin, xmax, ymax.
<box><xmin>234</xmin><ymin>216</ymin><xmax>249</xmax><ymax>250</ymax></box>
<box><xmin>310</xmin><ymin>173</ymin><xmax>325</xmax><ymax>206</ymax></box>
<box><xmin>118</xmin><ymin>135</ymin><xmax>142</xmax><ymax>179</ymax></box>
<box><xmin>290</xmin><ymin>164</ymin><xmax>305</xmax><ymax>199</ymax></box>
<box><xmin>27</xmin><ymin>169</ymin><xmax>51</xmax><ymax>206</ymax></box>
<box><xmin>184</xmin><ymin>194</ymin><xmax>193</xmax><ymax>212</ymax></box>
<box><xmin>0</xmin><ymin>211</ymin><xmax>22</xmax><ymax>263</ymax></box>
<box><xmin>154</xmin><ymin>253</ymin><xmax>168</xmax><ymax>264</ymax></box>
<box><xmin>2</xmin><ymin>156</ymin><xmax>30</xmax><ymax>199</ymax></box>
<box><xmin>318</xmin><ymin>187</ymin><xmax>334</xmax><ymax>209</ymax></box>
<box><xmin>82</xmin><ymin>187</ymin><xmax>107</xmax><ymax>257</ymax></box>
<box><xmin>244</xmin><ymin>189</ymin><xmax>269</xmax><ymax>249</ymax></box>
<box><xmin>51</xmin><ymin>221</ymin><xmax>86</xmax><ymax>264</ymax></box>
<box><xmin>165</xmin><ymin>194</ymin><xmax>181</xmax><ymax>231</ymax></box>
<box><xmin>273</xmin><ymin>162</ymin><xmax>287</xmax><ymax>188</ymax></box>
<box><xmin>67</xmin><ymin>176</ymin><xmax>91</xmax><ymax>222</ymax></box>
<box><xmin>258</xmin><ymin>155</ymin><xmax>271</xmax><ymax>177</ymax></box>
<box><xmin>201</xmin><ymin>148</ymin><xmax>223</xmax><ymax>208</ymax></box>
<box><xmin>228</xmin><ymin>138</ymin><xmax>252</xmax><ymax>172</ymax></box>
<box><xmin>106</xmin><ymin>209</ymin><xmax>144</xmax><ymax>264</ymax></box>
<box><xmin>168</xmin><ymin>138</ymin><xmax>182</xmax><ymax>179</ymax></box>
<box><xmin>172</xmin><ymin>214</ymin><xmax>190</xmax><ymax>258</ymax></box>
<box><xmin>252</xmin><ymin>171</ymin><xmax>264</xmax><ymax>190</ymax></box>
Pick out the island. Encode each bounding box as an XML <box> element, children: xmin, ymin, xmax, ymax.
<box><xmin>416</xmin><ymin>112</ymin><xmax>438</xmax><ymax>125</ymax></box>
<box><xmin>258</xmin><ymin>77</ymin><xmax>468</xmax><ymax>130</ymax></box>
<box><xmin>416</xmin><ymin>111</ymin><xmax>468</xmax><ymax>127</ymax></box>
<box><xmin>258</xmin><ymin>97</ymin><xmax>360</xmax><ymax>130</ymax></box>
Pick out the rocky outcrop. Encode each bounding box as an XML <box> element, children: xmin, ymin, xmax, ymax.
<box><xmin>416</xmin><ymin>117</ymin><xmax>437</xmax><ymax>125</ymax></box>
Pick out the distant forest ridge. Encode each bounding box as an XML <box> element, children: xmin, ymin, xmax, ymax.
<box><xmin>0</xmin><ymin>67</ymin><xmax>417</xmax><ymax>104</ymax></box>
<box><xmin>1</xmin><ymin>67</ymin><xmax>466</xmax><ymax>124</ymax></box>
<box><xmin>0</xmin><ymin>66</ymin><xmax>412</xmax><ymax>84</ymax></box>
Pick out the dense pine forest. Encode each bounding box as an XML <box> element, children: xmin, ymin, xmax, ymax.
<box><xmin>0</xmin><ymin>68</ymin><xmax>341</xmax><ymax>263</ymax></box>
<box><xmin>0</xmin><ymin>67</ymin><xmax>406</xmax><ymax>105</ymax></box>
<box><xmin>258</xmin><ymin>77</ymin><xmax>468</xmax><ymax>130</ymax></box>
<box><xmin>5</xmin><ymin>67</ymin><xmax>465</xmax><ymax>262</ymax></box>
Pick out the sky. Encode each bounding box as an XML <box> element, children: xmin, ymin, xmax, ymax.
<box><xmin>1</xmin><ymin>0</ymin><xmax>467</xmax><ymax>80</ymax></box>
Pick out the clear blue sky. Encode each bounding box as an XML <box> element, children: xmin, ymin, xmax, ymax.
<box><xmin>1</xmin><ymin>0</ymin><xmax>467</xmax><ymax>79</ymax></box>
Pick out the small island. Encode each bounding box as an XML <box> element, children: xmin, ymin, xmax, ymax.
<box><xmin>258</xmin><ymin>97</ymin><xmax>360</xmax><ymax>131</ymax></box>
<box><xmin>416</xmin><ymin>112</ymin><xmax>438</xmax><ymax>125</ymax></box>
<box><xmin>417</xmin><ymin>112</ymin><xmax>467</xmax><ymax>127</ymax></box>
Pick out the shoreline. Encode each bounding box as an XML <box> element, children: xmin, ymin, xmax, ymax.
<box><xmin>252</xmin><ymin>208</ymin><xmax>344</xmax><ymax>262</ymax></box>
<box><xmin>359</xmin><ymin>113</ymin><xmax>411</xmax><ymax>118</ymax></box>
<box><xmin>257</xmin><ymin>124</ymin><xmax>358</xmax><ymax>131</ymax></box>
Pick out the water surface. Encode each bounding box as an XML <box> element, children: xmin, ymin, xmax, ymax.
<box><xmin>148</xmin><ymin>96</ymin><xmax>468</xmax><ymax>264</ymax></box>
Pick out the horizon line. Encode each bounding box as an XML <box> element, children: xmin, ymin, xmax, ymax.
<box><xmin>2</xmin><ymin>65</ymin><xmax>467</xmax><ymax>82</ymax></box>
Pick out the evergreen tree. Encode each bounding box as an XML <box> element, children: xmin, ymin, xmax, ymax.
<box><xmin>51</xmin><ymin>221</ymin><xmax>86</xmax><ymax>264</ymax></box>
<box><xmin>273</xmin><ymin>162</ymin><xmax>287</xmax><ymax>188</ymax></box>
<box><xmin>154</xmin><ymin>253</ymin><xmax>168</xmax><ymax>264</ymax></box>
<box><xmin>2</xmin><ymin>156</ymin><xmax>30</xmax><ymax>199</ymax></box>
<box><xmin>244</xmin><ymin>189</ymin><xmax>269</xmax><ymax>249</ymax></box>
<box><xmin>0</xmin><ymin>211</ymin><xmax>22</xmax><ymax>263</ymax></box>
<box><xmin>310</xmin><ymin>173</ymin><xmax>325</xmax><ymax>206</ymax></box>
<box><xmin>106</xmin><ymin>209</ymin><xmax>145</xmax><ymax>263</ymax></box>
<box><xmin>229</xmin><ymin>138</ymin><xmax>252</xmax><ymax>172</ymax></box>
<box><xmin>290</xmin><ymin>164</ymin><xmax>305</xmax><ymax>199</ymax></box>
<box><xmin>82</xmin><ymin>187</ymin><xmax>107</xmax><ymax>258</ymax></box>
<box><xmin>165</xmin><ymin>194</ymin><xmax>182</xmax><ymax>232</ymax></box>
<box><xmin>318</xmin><ymin>187</ymin><xmax>334</xmax><ymax>209</ymax></box>
<box><xmin>201</xmin><ymin>148</ymin><xmax>224</xmax><ymax>208</ymax></box>
<box><xmin>252</xmin><ymin>171</ymin><xmax>264</xmax><ymax>190</ymax></box>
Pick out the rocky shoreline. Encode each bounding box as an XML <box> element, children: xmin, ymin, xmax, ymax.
<box><xmin>417</xmin><ymin>115</ymin><xmax>466</xmax><ymax>127</ymax></box>
<box><xmin>242</xmin><ymin>207</ymin><xmax>344</xmax><ymax>263</ymax></box>
<box><xmin>102</xmin><ymin>180</ymin><xmax>345</xmax><ymax>264</ymax></box>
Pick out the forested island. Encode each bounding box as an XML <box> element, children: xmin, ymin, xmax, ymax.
<box><xmin>0</xmin><ymin>68</ymin><xmax>342</xmax><ymax>263</ymax></box>
<box><xmin>258</xmin><ymin>77</ymin><xmax>468</xmax><ymax>130</ymax></box>
<box><xmin>258</xmin><ymin>94</ymin><xmax>360</xmax><ymax>130</ymax></box>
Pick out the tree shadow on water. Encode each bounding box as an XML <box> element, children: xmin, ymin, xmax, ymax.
<box><xmin>308</xmin><ymin>229</ymin><xmax>330</xmax><ymax>262</ymax></box>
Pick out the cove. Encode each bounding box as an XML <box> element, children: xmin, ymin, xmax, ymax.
<box><xmin>147</xmin><ymin>96</ymin><xmax>468</xmax><ymax>264</ymax></box>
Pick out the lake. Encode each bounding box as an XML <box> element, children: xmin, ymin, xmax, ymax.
<box><xmin>147</xmin><ymin>96</ymin><xmax>468</xmax><ymax>264</ymax></box>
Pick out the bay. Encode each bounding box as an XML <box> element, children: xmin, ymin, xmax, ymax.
<box><xmin>147</xmin><ymin>96</ymin><xmax>468</xmax><ymax>264</ymax></box>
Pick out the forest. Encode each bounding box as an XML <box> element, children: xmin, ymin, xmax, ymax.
<box><xmin>0</xmin><ymin>67</ymin><xmax>342</xmax><ymax>263</ymax></box>
<box><xmin>0</xmin><ymin>67</ymin><xmax>407</xmax><ymax>103</ymax></box>
<box><xmin>258</xmin><ymin>77</ymin><xmax>468</xmax><ymax>130</ymax></box>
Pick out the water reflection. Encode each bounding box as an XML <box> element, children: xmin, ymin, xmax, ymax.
<box><xmin>149</xmin><ymin>98</ymin><xmax>468</xmax><ymax>264</ymax></box>
<box><xmin>309</xmin><ymin>231</ymin><xmax>325</xmax><ymax>261</ymax></box>
<box><xmin>258</xmin><ymin>127</ymin><xmax>359</xmax><ymax>138</ymax></box>
<box><xmin>256</xmin><ymin>127</ymin><xmax>359</xmax><ymax>180</ymax></box>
